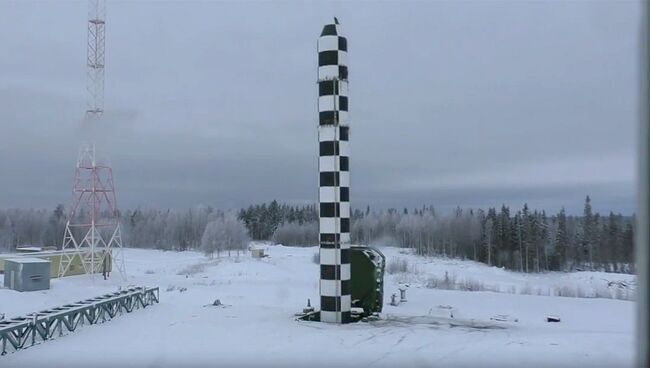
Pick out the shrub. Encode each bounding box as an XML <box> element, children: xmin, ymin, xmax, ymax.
<box><xmin>425</xmin><ymin>272</ymin><xmax>488</xmax><ymax>292</ymax></box>
<box><xmin>176</xmin><ymin>263</ymin><xmax>206</xmax><ymax>276</ymax></box>
<box><xmin>387</xmin><ymin>258</ymin><xmax>410</xmax><ymax>274</ymax></box>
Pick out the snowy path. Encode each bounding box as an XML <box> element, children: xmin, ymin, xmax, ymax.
<box><xmin>0</xmin><ymin>246</ymin><xmax>634</xmax><ymax>367</ymax></box>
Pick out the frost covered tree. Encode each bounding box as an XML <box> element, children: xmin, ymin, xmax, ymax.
<box><xmin>0</xmin><ymin>216</ymin><xmax>16</xmax><ymax>251</ymax></box>
<box><xmin>272</xmin><ymin>221</ymin><xmax>318</xmax><ymax>246</ymax></box>
<box><xmin>201</xmin><ymin>212</ymin><xmax>250</xmax><ymax>258</ymax></box>
<box><xmin>0</xmin><ymin>195</ymin><xmax>636</xmax><ymax>274</ymax></box>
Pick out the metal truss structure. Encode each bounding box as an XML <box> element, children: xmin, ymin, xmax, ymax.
<box><xmin>86</xmin><ymin>0</ymin><xmax>105</xmax><ymax>118</ymax></box>
<box><xmin>58</xmin><ymin>144</ymin><xmax>126</xmax><ymax>278</ymax></box>
<box><xmin>0</xmin><ymin>287</ymin><xmax>159</xmax><ymax>355</ymax></box>
<box><xmin>60</xmin><ymin>1</ymin><xmax>125</xmax><ymax>279</ymax></box>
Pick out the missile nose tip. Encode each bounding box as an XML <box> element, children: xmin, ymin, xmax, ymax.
<box><xmin>321</xmin><ymin>18</ymin><xmax>341</xmax><ymax>36</ymax></box>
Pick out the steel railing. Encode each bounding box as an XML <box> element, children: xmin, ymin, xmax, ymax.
<box><xmin>0</xmin><ymin>286</ymin><xmax>159</xmax><ymax>355</ymax></box>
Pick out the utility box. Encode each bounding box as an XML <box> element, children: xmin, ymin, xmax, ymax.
<box><xmin>3</xmin><ymin>258</ymin><xmax>51</xmax><ymax>292</ymax></box>
<box><xmin>251</xmin><ymin>248</ymin><xmax>265</xmax><ymax>258</ymax></box>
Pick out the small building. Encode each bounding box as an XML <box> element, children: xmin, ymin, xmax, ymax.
<box><xmin>251</xmin><ymin>248</ymin><xmax>266</xmax><ymax>259</ymax></box>
<box><xmin>3</xmin><ymin>257</ymin><xmax>51</xmax><ymax>292</ymax></box>
<box><xmin>0</xmin><ymin>249</ymin><xmax>108</xmax><ymax>278</ymax></box>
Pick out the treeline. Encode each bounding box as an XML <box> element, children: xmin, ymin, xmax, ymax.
<box><xmin>238</xmin><ymin>197</ymin><xmax>635</xmax><ymax>273</ymax></box>
<box><xmin>0</xmin><ymin>205</ymin><xmax>220</xmax><ymax>252</ymax></box>
<box><xmin>0</xmin><ymin>205</ymin><xmax>66</xmax><ymax>250</ymax></box>
<box><xmin>238</xmin><ymin>201</ymin><xmax>318</xmax><ymax>240</ymax></box>
<box><xmin>350</xmin><ymin>197</ymin><xmax>634</xmax><ymax>273</ymax></box>
<box><xmin>0</xmin><ymin>196</ymin><xmax>635</xmax><ymax>273</ymax></box>
<box><xmin>122</xmin><ymin>206</ymin><xmax>216</xmax><ymax>251</ymax></box>
<box><xmin>0</xmin><ymin>202</ymin><xmax>319</xmax><ymax>252</ymax></box>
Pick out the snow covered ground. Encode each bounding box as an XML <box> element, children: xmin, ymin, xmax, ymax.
<box><xmin>0</xmin><ymin>245</ymin><xmax>635</xmax><ymax>368</ymax></box>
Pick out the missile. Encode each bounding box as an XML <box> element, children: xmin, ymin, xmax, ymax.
<box><xmin>317</xmin><ymin>17</ymin><xmax>351</xmax><ymax>324</ymax></box>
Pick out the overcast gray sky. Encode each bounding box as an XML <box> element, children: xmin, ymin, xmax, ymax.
<box><xmin>0</xmin><ymin>0</ymin><xmax>641</xmax><ymax>214</ymax></box>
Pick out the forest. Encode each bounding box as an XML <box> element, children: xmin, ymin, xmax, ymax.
<box><xmin>0</xmin><ymin>196</ymin><xmax>635</xmax><ymax>274</ymax></box>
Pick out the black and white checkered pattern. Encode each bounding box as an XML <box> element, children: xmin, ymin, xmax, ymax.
<box><xmin>318</xmin><ymin>18</ymin><xmax>351</xmax><ymax>324</ymax></box>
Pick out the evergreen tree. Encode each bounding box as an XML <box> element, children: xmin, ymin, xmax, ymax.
<box><xmin>513</xmin><ymin>211</ymin><xmax>524</xmax><ymax>272</ymax></box>
<box><xmin>539</xmin><ymin>211</ymin><xmax>549</xmax><ymax>271</ymax></box>
<box><xmin>521</xmin><ymin>204</ymin><xmax>531</xmax><ymax>272</ymax></box>
<box><xmin>622</xmin><ymin>221</ymin><xmax>634</xmax><ymax>271</ymax></box>
<box><xmin>580</xmin><ymin>195</ymin><xmax>595</xmax><ymax>269</ymax></box>
<box><xmin>553</xmin><ymin>207</ymin><xmax>568</xmax><ymax>271</ymax></box>
<box><xmin>497</xmin><ymin>205</ymin><xmax>511</xmax><ymax>263</ymax></box>
<box><xmin>483</xmin><ymin>217</ymin><xmax>495</xmax><ymax>266</ymax></box>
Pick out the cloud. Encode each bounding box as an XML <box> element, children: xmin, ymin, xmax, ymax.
<box><xmin>0</xmin><ymin>1</ymin><xmax>640</xmax><ymax>214</ymax></box>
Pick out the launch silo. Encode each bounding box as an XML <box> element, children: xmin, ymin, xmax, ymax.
<box><xmin>317</xmin><ymin>17</ymin><xmax>351</xmax><ymax>324</ymax></box>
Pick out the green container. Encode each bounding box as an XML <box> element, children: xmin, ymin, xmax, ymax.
<box><xmin>350</xmin><ymin>246</ymin><xmax>385</xmax><ymax>316</ymax></box>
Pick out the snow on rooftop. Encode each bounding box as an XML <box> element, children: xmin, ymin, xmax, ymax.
<box><xmin>16</xmin><ymin>246</ymin><xmax>42</xmax><ymax>251</ymax></box>
<box><xmin>5</xmin><ymin>257</ymin><xmax>51</xmax><ymax>264</ymax></box>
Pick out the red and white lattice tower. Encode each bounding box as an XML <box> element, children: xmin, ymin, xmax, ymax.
<box><xmin>59</xmin><ymin>0</ymin><xmax>125</xmax><ymax>278</ymax></box>
<box><xmin>58</xmin><ymin>144</ymin><xmax>125</xmax><ymax>278</ymax></box>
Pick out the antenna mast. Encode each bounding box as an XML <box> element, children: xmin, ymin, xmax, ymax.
<box><xmin>86</xmin><ymin>0</ymin><xmax>105</xmax><ymax>119</ymax></box>
<box><xmin>59</xmin><ymin>0</ymin><xmax>126</xmax><ymax>279</ymax></box>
